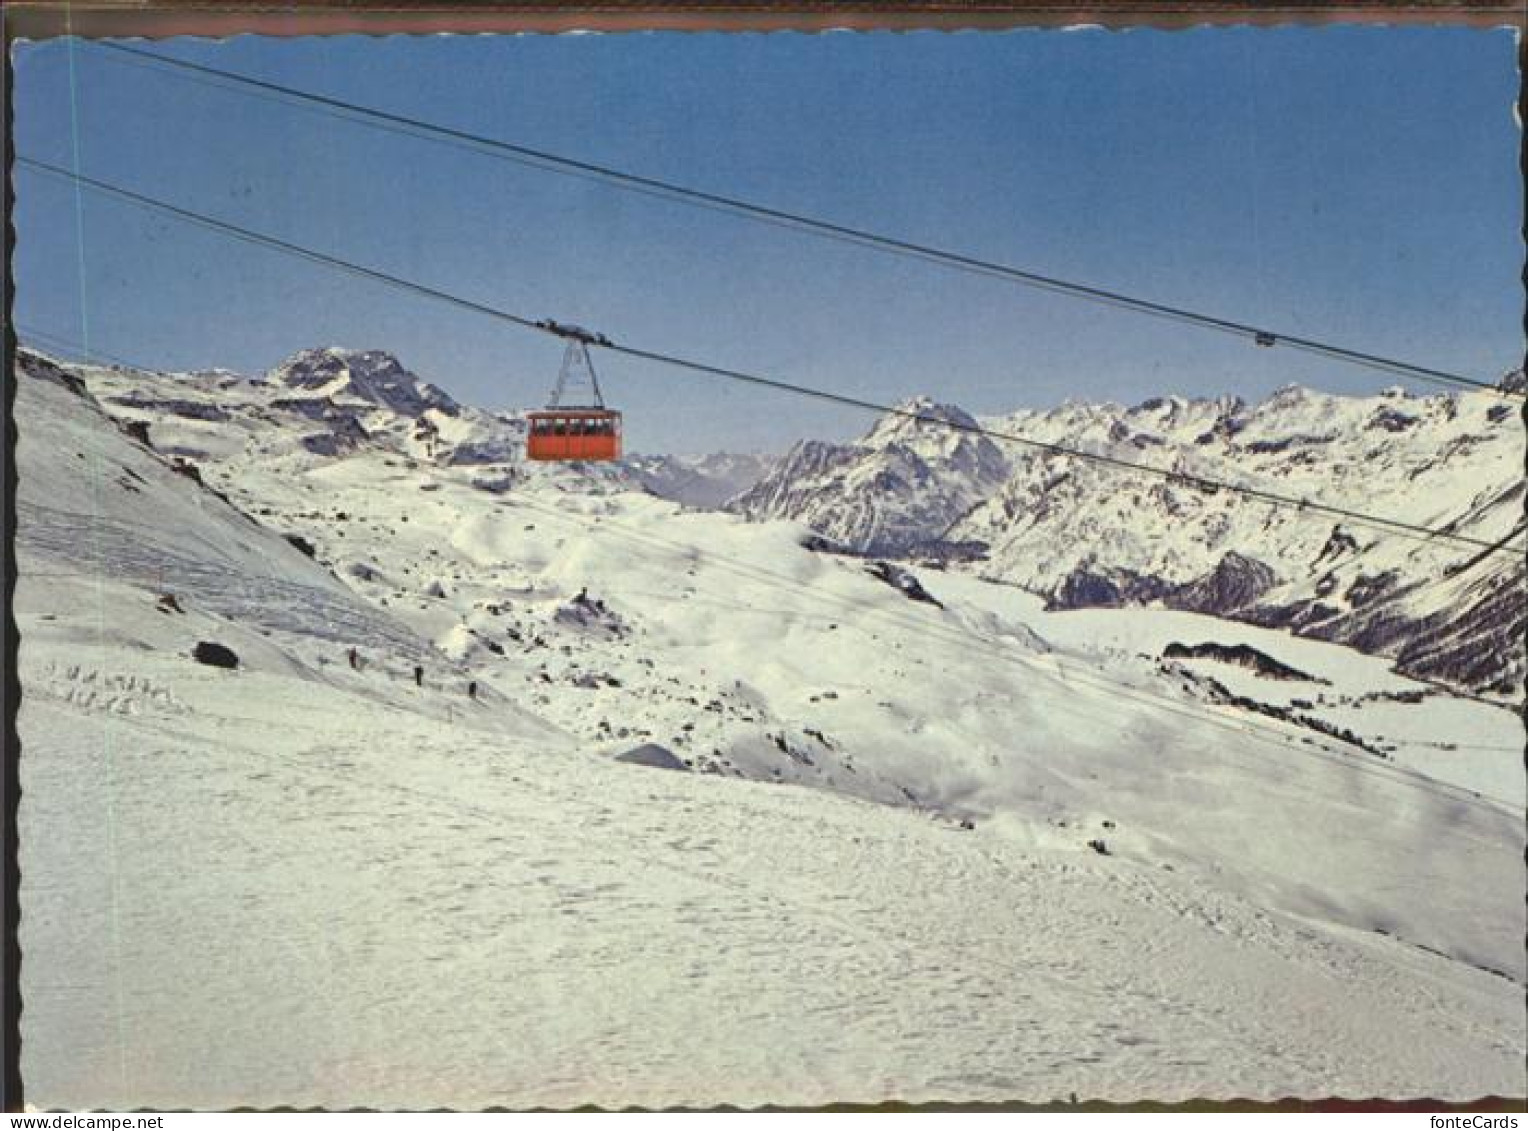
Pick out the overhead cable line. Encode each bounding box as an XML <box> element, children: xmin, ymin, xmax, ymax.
<box><xmin>14</xmin><ymin>323</ymin><xmax>147</xmax><ymax>371</ymax></box>
<box><xmin>603</xmin><ymin>340</ymin><xmax>1523</xmax><ymax>556</ymax></box>
<box><xmin>16</xmin><ymin>155</ymin><xmax>1521</xmax><ymax>559</ymax></box>
<box><xmin>90</xmin><ymin>40</ymin><xmax>1518</xmax><ymax>400</ymax></box>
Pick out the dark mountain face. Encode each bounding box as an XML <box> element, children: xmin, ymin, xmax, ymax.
<box><xmin>729</xmin><ymin>398</ymin><xmax>1011</xmax><ymax>557</ymax></box>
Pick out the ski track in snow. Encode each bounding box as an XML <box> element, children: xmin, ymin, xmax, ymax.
<box><xmin>19</xmin><ymin>500</ymin><xmax>428</xmax><ymax>658</ymax></box>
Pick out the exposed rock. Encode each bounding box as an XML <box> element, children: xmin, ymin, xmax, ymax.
<box><xmin>1390</xmin><ymin>570</ymin><xmax>1525</xmax><ymax>693</ymax></box>
<box><xmin>1048</xmin><ymin>566</ymin><xmax>1172</xmax><ymax>610</ymax></box>
<box><xmin>104</xmin><ymin>394</ymin><xmax>231</xmax><ymax>422</ymax></box>
<box><xmin>798</xmin><ymin>532</ymin><xmax>852</xmax><ymax>555</ymax></box>
<box><xmin>614</xmin><ymin>744</ymin><xmax>689</xmax><ymax>772</ymax></box>
<box><xmin>1169</xmin><ymin>553</ymin><xmax>1277</xmax><ymax>615</ymax></box>
<box><xmin>191</xmin><ymin>641</ymin><xmax>239</xmax><ymax>669</ymax></box>
<box><xmin>1314</xmin><ymin>526</ymin><xmax>1360</xmax><ymax>566</ymax></box>
<box><xmin>118</xmin><ymin>419</ymin><xmax>153</xmax><ymax>447</ymax></box>
<box><xmin>284</xmin><ymin>533</ymin><xmax>318</xmax><ymax>559</ymax></box>
<box><xmin>1161</xmin><ymin>641</ymin><xmax>1327</xmax><ymax>684</ymax></box>
<box><xmin>17</xmin><ymin>349</ymin><xmax>91</xmax><ymax>398</ymax></box>
<box><xmin>271</xmin><ymin>396</ymin><xmax>346</xmax><ymax>422</ymax></box>
<box><xmin>553</xmin><ymin>592</ymin><xmax>627</xmax><ymax>638</ymax></box>
<box><xmin>1344</xmin><ymin>570</ymin><xmax>1403</xmax><ymax>609</ymax></box>
<box><xmin>470</xmin><ymin>473</ymin><xmax>518</xmax><ymax>494</ymax></box>
<box><xmin>865</xmin><ymin>561</ymin><xmax>944</xmax><ymax>608</ymax></box>
<box><xmin>298</xmin><ymin>417</ymin><xmax>370</xmax><ymax>456</ymax></box>
<box><xmin>903</xmin><ymin>539</ymin><xmax>991</xmax><ymax>566</ymax></box>
<box><xmin>1243</xmin><ymin>434</ymin><xmax>1335</xmax><ymax>455</ymax></box>
<box><xmin>1369</xmin><ymin>407</ymin><xmax>1419</xmax><ymax>433</ymax></box>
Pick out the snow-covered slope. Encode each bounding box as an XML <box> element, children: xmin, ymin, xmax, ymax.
<box><xmin>735</xmin><ymin>384</ymin><xmax>1524</xmax><ymax>696</ymax></box>
<box><xmin>730</xmin><ymin>397</ymin><xmax>1010</xmax><ymax>555</ymax></box>
<box><xmin>15</xmin><ymin>347</ymin><xmax>1526</xmax><ymax>1107</ymax></box>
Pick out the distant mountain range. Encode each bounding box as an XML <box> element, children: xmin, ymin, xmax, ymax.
<box><xmin>732</xmin><ymin>381</ymin><xmax>1525</xmax><ymax>697</ymax></box>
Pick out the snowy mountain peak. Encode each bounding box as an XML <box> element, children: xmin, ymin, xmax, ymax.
<box><xmin>267</xmin><ymin>347</ymin><xmax>458</xmax><ymax>418</ymax></box>
<box><xmin>1128</xmin><ymin>393</ymin><xmax>1244</xmax><ymax>424</ymax></box>
<box><xmin>864</xmin><ymin>396</ymin><xmax>984</xmax><ymax>446</ymax></box>
<box><xmin>862</xmin><ymin>398</ymin><xmax>1009</xmax><ymax>483</ymax></box>
<box><xmin>1265</xmin><ymin>383</ymin><xmax>1315</xmax><ymax>408</ymax></box>
<box><xmin>730</xmin><ymin>398</ymin><xmax>1012</xmax><ymax>556</ymax></box>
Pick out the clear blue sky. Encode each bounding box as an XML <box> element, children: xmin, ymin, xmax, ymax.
<box><xmin>12</xmin><ymin>26</ymin><xmax>1523</xmax><ymax>454</ymax></box>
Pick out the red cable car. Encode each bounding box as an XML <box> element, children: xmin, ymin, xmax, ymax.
<box><xmin>526</xmin><ymin>322</ymin><xmax>623</xmax><ymax>462</ymax></box>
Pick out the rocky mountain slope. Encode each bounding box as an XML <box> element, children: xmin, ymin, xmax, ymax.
<box><xmin>105</xmin><ymin>344</ymin><xmax>774</xmax><ymax>506</ymax></box>
<box><xmin>735</xmin><ymin>383</ymin><xmax>1524</xmax><ymax>697</ymax></box>
<box><xmin>729</xmin><ymin>397</ymin><xmax>1010</xmax><ymax>556</ymax></box>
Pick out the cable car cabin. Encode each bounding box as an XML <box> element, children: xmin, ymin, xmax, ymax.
<box><xmin>526</xmin><ymin>328</ymin><xmax>623</xmax><ymax>462</ymax></box>
<box><xmin>525</xmin><ymin>409</ymin><xmax>622</xmax><ymax>462</ymax></box>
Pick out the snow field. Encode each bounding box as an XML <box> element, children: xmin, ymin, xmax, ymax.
<box><xmin>14</xmin><ymin>349</ymin><xmax>1525</xmax><ymax>1106</ymax></box>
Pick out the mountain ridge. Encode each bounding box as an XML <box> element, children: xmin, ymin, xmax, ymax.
<box><xmin>735</xmin><ymin>381</ymin><xmax>1524</xmax><ymax>697</ymax></box>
